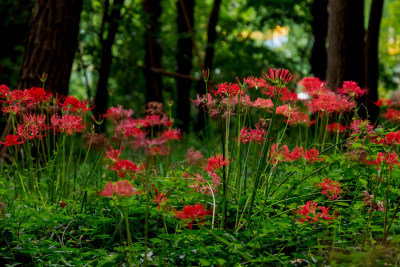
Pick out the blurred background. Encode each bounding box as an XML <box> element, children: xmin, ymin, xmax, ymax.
<box><xmin>0</xmin><ymin>0</ymin><xmax>398</xmax><ymax>131</ymax></box>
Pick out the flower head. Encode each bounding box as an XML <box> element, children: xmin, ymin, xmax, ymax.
<box><xmin>174</xmin><ymin>203</ymin><xmax>211</xmax><ymax>229</ymax></box>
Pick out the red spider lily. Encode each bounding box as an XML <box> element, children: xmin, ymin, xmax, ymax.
<box><xmin>0</xmin><ymin>134</ymin><xmax>24</xmax><ymax>147</ymax></box>
<box><xmin>8</xmin><ymin>90</ymin><xmax>29</xmax><ymax>103</ymax></box>
<box><xmin>244</xmin><ymin>76</ymin><xmax>268</xmax><ymax>88</ymax></box>
<box><xmin>186</xmin><ymin>147</ymin><xmax>204</xmax><ymax>166</ymax></box>
<box><xmin>204</xmin><ymin>154</ymin><xmax>231</xmax><ymax>173</ymax></box>
<box><xmin>101</xmin><ymin>180</ymin><xmax>139</xmax><ymax>198</ymax></box>
<box><xmin>385</xmin><ymin>131</ymin><xmax>400</xmax><ymax>145</ymax></box>
<box><xmin>327</xmin><ymin>123</ymin><xmax>347</xmax><ymax>134</ymax></box>
<box><xmin>51</xmin><ymin>114</ymin><xmax>86</xmax><ymax>135</ymax></box>
<box><xmin>373</xmin><ymin>98</ymin><xmax>391</xmax><ymax>106</ymax></box>
<box><xmin>263</xmin><ymin>67</ymin><xmax>295</xmax><ymax>85</ymax></box>
<box><xmin>239</xmin><ymin>124</ymin><xmax>266</xmax><ymax>144</ymax></box>
<box><xmin>153</xmin><ymin>188</ymin><xmax>171</xmax><ymax>210</ymax></box>
<box><xmin>287</xmin><ymin>110</ymin><xmax>311</xmax><ymax>126</ymax></box>
<box><xmin>23</xmin><ymin>113</ymin><xmax>47</xmax><ymax>130</ymax></box>
<box><xmin>262</xmin><ymin>85</ymin><xmax>295</xmax><ymax>100</ymax></box>
<box><xmin>299</xmin><ymin>77</ymin><xmax>327</xmax><ymax>96</ymax></box>
<box><xmin>161</xmin><ymin>128</ymin><xmax>182</xmax><ymax>141</ymax></box>
<box><xmin>103</xmin><ymin>105</ymin><xmax>133</xmax><ymax>123</ymax></box>
<box><xmin>253</xmin><ymin>98</ymin><xmax>274</xmax><ymax>109</ymax></box>
<box><xmin>1</xmin><ymin>104</ymin><xmax>21</xmax><ymax>114</ymax></box>
<box><xmin>294</xmin><ymin>201</ymin><xmax>333</xmax><ymax>223</ymax></box>
<box><xmin>59</xmin><ymin>95</ymin><xmax>93</xmax><ymax>113</ymax></box>
<box><xmin>382</xmin><ymin>109</ymin><xmax>400</xmax><ymax>123</ymax></box>
<box><xmin>111</xmin><ymin>159</ymin><xmax>144</xmax><ymax>178</ymax></box>
<box><xmin>350</xmin><ymin>119</ymin><xmax>374</xmax><ymax>135</ymax></box>
<box><xmin>105</xmin><ymin>148</ymin><xmax>123</xmax><ymax>162</ymax></box>
<box><xmin>188</xmin><ymin>173</ymin><xmax>211</xmax><ymax>195</ymax></box>
<box><xmin>211</xmin><ymin>82</ymin><xmax>241</xmax><ymax>99</ymax></box>
<box><xmin>139</xmin><ymin>115</ymin><xmax>172</xmax><ymax>128</ymax></box>
<box><xmin>337</xmin><ymin>81</ymin><xmax>367</xmax><ymax>98</ymax></box>
<box><xmin>16</xmin><ymin>123</ymin><xmax>43</xmax><ymax>141</ymax></box>
<box><xmin>0</xmin><ymin>84</ymin><xmax>10</xmax><ymax>98</ymax></box>
<box><xmin>309</xmin><ymin>92</ymin><xmax>355</xmax><ymax>114</ymax></box>
<box><xmin>174</xmin><ymin>203</ymin><xmax>211</xmax><ymax>229</ymax></box>
<box><xmin>284</xmin><ymin>146</ymin><xmax>304</xmax><ymax>161</ymax></box>
<box><xmin>26</xmin><ymin>87</ymin><xmax>51</xmax><ymax>104</ymax></box>
<box><xmin>315</xmin><ymin>178</ymin><xmax>342</xmax><ymax>200</ymax></box>
<box><xmin>365</xmin><ymin>151</ymin><xmax>400</xmax><ymax>171</ymax></box>
<box><xmin>302</xmin><ymin>148</ymin><xmax>324</xmax><ymax>164</ymax></box>
<box><xmin>275</xmin><ymin>104</ymin><xmax>291</xmax><ymax>117</ymax></box>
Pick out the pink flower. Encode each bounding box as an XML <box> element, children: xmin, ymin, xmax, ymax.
<box><xmin>103</xmin><ymin>105</ymin><xmax>133</xmax><ymax>123</ymax></box>
<box><xmin>161</xmin><ymin>129</ymin><xmax>182</xmax><ymax>141</ymax></box>
<box><xmin>51</xmin><ymin>114</ymin><xmax>86</xmax><ymax>135</ymax></box>
<box><xmin>253</xmin><ymin>98</ymin><xmax>274</xmax><ymax>109</ymax></box>
<box><xmin>186</xmin><ymin>148</ymin><xmax>203</xmax><ymax>166</ymax></box>
<box><xmin>101</xmin><ymin>180</ymin><xmax>139</xmax><ymax>198</ymax></box>
<box><xmin>239</xmin><ymin>124</ymin><xmax>266</xmax><ymax>144</ymax></box>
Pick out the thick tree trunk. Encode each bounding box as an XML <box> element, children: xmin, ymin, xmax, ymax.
<box><xmin>176</xmin><ymin>0</ymin><xmax>195</xmax><ymax>132</ymax></box>
<box><xmin>310</xmin><ymin>0</ymin><xmax>328</xmax><ymax>80</ymax></box>
<box><xmin>195</xmin><ymin>0</ymin><xmax>222</xmax><ymax>131</ymax></box>
<box><xmin>18</xmin><ymin>0</ymin><xmax>83</xmax><ymax>96</ymax></box>
<box><xmin>143</xmin><ymin>0</ymin><xmax>163</xmax><ymax>103</ymax></box>
<box><xmin>327</xmin><ymin>0</ymin><xmax>365</xmax><ymax>90</ymax></box>
<box><xmin>93</xmin><ymin>0</ymin><xmax>124</xmax><ymax>131</ymax></box>
<box><xmin>364</xmin><ymin>0</ymin><xmax>384</xmax><ymax>122</ymax></box>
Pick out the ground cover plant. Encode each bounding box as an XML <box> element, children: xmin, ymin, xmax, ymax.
<box><xmin>1</xmin><ymin>68</ymin><xmax>400</xmax><ymax>265</ymax></box>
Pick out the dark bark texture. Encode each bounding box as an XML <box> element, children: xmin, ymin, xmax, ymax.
<box><xmin>327</xmin><ymin>0</ymin><xmax>365</xmax><ymax>90</ymax></box>
<box><xmin>143</xmin><ymin>0</ymin><xmax>163</xmax><ymax>103</ymax></box>
<box><xmin>93</xmin><ymin>0</ymin><xmax>124</xmax><ymax>130</ymax></box>
<box><xmin>18</xmin><ymin>0</ymin><xmax>83</xmax><ymax>96</ymax></box>
<box><xmin>364</xmin><ymin>0</ymin><xmax>384</xmax><ymax>122</ymax></box>
<box><xmin>310</xmin><ymin>0</ymin><xmax>328</xmax><ymax>80</ymax></box>
<box><xmin>176</xmin><ymin>0</ymin><xmax>195</xmax><ymax>132</ymax></box>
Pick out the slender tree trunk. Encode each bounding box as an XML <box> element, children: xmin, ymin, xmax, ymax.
<box><xmin>143</xmin><ymin>0</ymin><xmax>163</xmax><ymax>103</ymax></box>
<box><xmin>364</xmin><ymin>0</ymin><xmax>384</xmax><ymax>122</ymax></box>
<box><xmin>18</xmin><ymin>0</ymin><xmax>83</xmax><ymax>96</ymax></box>
<box><xmin>176</xmin><ymin>0</ymin><xmax>195</xmax><ymax>132</ymax></box>
<box><xmin>310</xmin><ymin>0</ymin><xmax>328</xmax><ymax>80</ymax></box>
<box><xmin>195</xmin><ymin>0</ymin><xmax>222</xmax><ymax>131</ymax></box>
<box><xmin>93</xmin><ymin>0</ymin><xmax>124</xmax><ymax>131</ymax></box>
<box><xmin>327</xmin><ymin>0</ymin><xmax>365</xmax><ymax>90</ymax></box>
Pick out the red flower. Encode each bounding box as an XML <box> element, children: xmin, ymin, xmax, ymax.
<box><xmin>51</xmin><ymin>114</ymin><xmax>86</xmax><ymax>135</ymax></box>
<box><xmin>299</xmin><ymin>77</ymin><xmax>327</xmax><ymax>96</ymax></box>
<box><xmin>315</xmin><ymin>178</ymin><xmax>342</xmax><ymax>200</ymax></box>
<box><xmin>0</xmin><ymin>84</ymin><xmax>10</xmax><ymax>98</ymax></box>
<box><xmin>0</xmin><ymin>134</ymin><xmax>24</xmax><ymax>147</ymax></box>
<box><xmin>211</xmin><ymin>82</ymin><xmax>241</xmax><ymax>99</ymax></box>
<box><xmin>294</xmin><ymin>201</ymin><xmax>333</xmax><ymax>223</ymax></box>
<box><xmin>59</xmin><ymin>96</ymin><xmax>93</xmax><ymax>113</ymax></box>
<box><xmin>382</xmin><ymin>109</ymin><xmax>400</xmax><ymax>123</ymax></box>
<box><xmin>337</xmin><ymin>81</ymin><xmax>367</xmax><ymax>98</ymax></box>
<box><xmin>153</xmin><ymin>188</ymin><xmax>170</xmax><ymax>210</ymax></box>
<box><xmin>186</xmin><ymin>147</ymin><xmax>204</xmax><ymax>166</ymax></box>
<box><xmin>263</xmin><ymin>67</ymin><xmax>295</xmax><ymax>85</ymax></box>
<box><xmin>253</xmin><ymin>98</ymin><xmax>274</xmax><ymax>109</ymax></box>
<box><xmin>26</xmin><ymin>87</ymin><xmax>51</xmax><ymax>104</ymax></box>
<box><xmin>103</xmin><ymin>105</ymin><xmax>133</xmax><ymax>123</ymax></box>
<box><xmin>302</xmin><ymin>147</ymin><xmax>324</xmax><ymax>164</ymax></box>
<box><xmin>161</xmin><ymin>128</ymin><xmax>182</xmax><ymax>141</ymax></box>
<box><xmin>239</xmin><ymin>124</ymin><xmax>266</xmax><ymax>144</ymax></box>
<box><xmin>174</xmin><ymin>203</ymin><xmax>211</xmax><ymax>229</ymax></box>
<box><xmin>373</xmin><ymin>98</ymin><xmax>391</xmax><ymax>106</ymax></box>
<box><xmin>111</xmin><ymin>159</ymin><xmax>143</xmax><ymax>178</ymax></box>
<box><xmin>205</xmin><ymin>154</ymin><xmax>231</xmax><ymax>173</ymax></box>
<box><xmin>327</xmin><ymin>123</ymin><xmax>347</xmax><ymax>134</ymax></box>
<box><xmin>101</xmin><ymin>180</ymin><xmax>139</xmax><ymax>198</ymax></box>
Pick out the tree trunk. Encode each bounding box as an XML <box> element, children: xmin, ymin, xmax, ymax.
<box><xmin>327</xmin><ymin>0</ymin><xmax>365</xmax><ymax>90</ymax></box>
<box><xmin>176</xmin><ymin>0</ymin><xmax>195</xmax><ymax>132</ymax></box>
<box><xmin>195</xmin><ymin>0</ymin><xmax>222</xmax><ymax>131</ymax></box>
<box><xmin>310</xmin><ymin>0</ymin><xmax>328</xmax><ymax>80</ymax></box>
<box><xmin>93</xmin><ymin>0</ymin><xmax>124</xmax><ymax>131</ymax></box>
<box><xmin>143</xmin><ymin>0</ymin><xmax>163</xmax><ymax>103</ymax></box>
<box><xmin>18</xmin><ymin>0</ymin><xmax>83</xmax><ymax>96</ymax></box>
<box><xmin>364</xmin><ymin>0</ymin><xmax>384</xmax><ymax>122</ymax></box>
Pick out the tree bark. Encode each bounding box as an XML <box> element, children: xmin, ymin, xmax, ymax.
<box><xmin>143</xmin><ymin>0</ymin><xmax>163</xmax><ymax>103</ymax></box>
<box><xmin>176</xmin><ymin>0</ymin><xmax>195</xmax><ymax>132</ymax></box>
<box><xmin>93</xmin><ymin>0</ymin><xmax>124</xmax><ymax>131</ymax></box>
<box><xmin>17</xmin><ymin>0</ymin><xmax>83</xmax><ymax>96</ymax></box>
<box><xmin>364</xmin><ymin>0</ymin><xmax>384</xmax><ymax>122</ymax></box>
<box><xmin>327</xmin><ymin>0</ymin><xmax>365</xmax><ymax>90</ymax></box>
<box><xmin>195</xmin><ymin>0</ymin><xmax>222</xmax><ymax>131</ymax></box>
<box><xmin>310</xmin><ymin>0</ymin><xmax>328</xmax><ymax>80</ymax></box>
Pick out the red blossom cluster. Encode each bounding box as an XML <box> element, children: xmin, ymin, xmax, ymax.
<box><xmin>239</xmin><ymin>124</ymin><xmax>266</xmax><ymax>144</ymax></box>
<box><xmin>101</xmin><ymin>180</ymin><xmax>140</xmax><ymax>198</ymax></box>
<box><xmin>211</xmin><ymin>82</ymin><xmax>242</xmax><ymax>99</ymax></box>
<box><xmin>153</xmin><ymin>188</ymin><xmax>170</xmax><ymax>210</ymax></box>
<box><xmin>363</xmin><ymin>191</ymin><xmax>384</xmax><ymax>213</ymax></box>
<box><xmin>294</xmin><ymin>201</ymin><xmax>333</xmax><ymax>223</ymax></box>
<box><xmin>174</xmin><ymin>203</ymin><xmax>211</xmax><ymax>229</ymax></box>
<box><xmin>315</xmin><ymin>178</ymin><xmax>342</xmax><ymax>200</ymax></box>
<box><xmin>327</xmin><ymin>123</ymin><xmax>347</xmax><ymax>134</ymax></box>
<box><xmin>262</xmin><ymin>67</ymin><xmax>295</xmax><ymax>85</ymax></box>
<box><xmin>364</xmin><ymin>151</ymin><xmax>400</xmax><ymax>171</ymax></box>
<box><xmin>104</xmin><ymin>148</ymin><xmax>144</xmax><ymax>178</ymax></box>
<box><xmin>269</xmin><ymin>144</ymin><xmax>324</xmax><ymax>164</ymax></box>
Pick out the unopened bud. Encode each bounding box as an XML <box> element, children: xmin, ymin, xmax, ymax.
<box><xmin>203</xmin><ymin>69</ymin><xmax>210</xmax><ymax>82</ymax></box>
